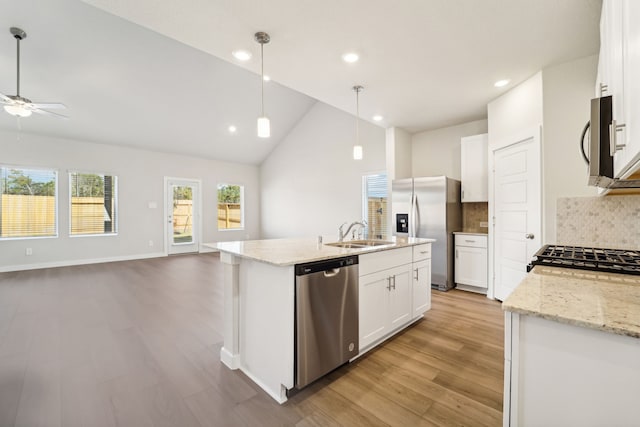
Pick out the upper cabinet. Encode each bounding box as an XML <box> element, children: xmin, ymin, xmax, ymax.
<box><xmin>460</xmin><ymin>133</ymin><xmax>488</xmax><ymax>202</ymax></box>
<box><xmin>599</xmin><ymin>0</ymin><xmax>640</xmax><ymax>177</ymax></box>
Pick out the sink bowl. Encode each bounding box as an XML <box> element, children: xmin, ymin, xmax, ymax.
<box><xmin>325</xmin><ymin>240</ymin><xmax>394</xmax><ymax>249</ymax></box>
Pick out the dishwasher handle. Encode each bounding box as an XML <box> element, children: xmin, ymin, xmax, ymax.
<box><xmin>323</xmin><ymin>268</ymin><xmax>341</xmax><ymax>277</ymax></box>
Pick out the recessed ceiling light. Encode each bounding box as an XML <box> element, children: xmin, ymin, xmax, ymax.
<box><xmin>232</xmin><ymin>50</ymin><xmax>252</xmax><ymax>61</ymax></box>
<box><xmin>372</xmin><ymin>115</ymin><xmax>383</xmax><ymax>122</ymax></box>
<box><xmin>263</xmin><ymin>75</ymin><xmax>271</xmax><ymax>82</ymax></box>
<box><xmin>228</xmin><ymin>125</ymin><xmax>237</xmax><ymax>133</ymax></box>
<box><xmin>494</xmin><ymin>79</ymin><xmax>510</xmax><ymax>88</ymax></box>
<box><xmin>342</xmin><ymin>52</ymin><xmax>359</xmax><ymax>63</ymax></box>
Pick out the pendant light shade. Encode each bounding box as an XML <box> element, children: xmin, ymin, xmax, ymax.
<box><xmin>255</xmin><ymin>32</ymin><xmax>270</xmax><ymax>138</ymax></box>
<box><xmin>257</xmin><ymin>116</ymin><xmax>270</xmax><ymax>138</ymax></box>
<box><xmin>353</xmin><ymin>85</ymin><xmax>364</xmax><ymax>160</ymax></box>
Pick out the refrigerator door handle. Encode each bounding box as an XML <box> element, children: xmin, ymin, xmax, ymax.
<box><xmin>411</xmin><ymin>193</ymin><xmax>419</xmax><ymax>238</ymax></box>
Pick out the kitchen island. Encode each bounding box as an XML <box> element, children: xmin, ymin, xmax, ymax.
<box><xmin>502</xmin><ymin>266</ymin><xmax>640</xmax><ymax>426</ymax></box>
<box><xmin>209</xmin><ymin>236</ymin><xmax>434</xmax><ymax>403</ymax></box>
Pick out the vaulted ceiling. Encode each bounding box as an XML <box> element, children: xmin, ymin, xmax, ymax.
<box><xmin>1</xmin><ymin>0</ymin><xmax>601</xmax><ymax>165</ymax></box>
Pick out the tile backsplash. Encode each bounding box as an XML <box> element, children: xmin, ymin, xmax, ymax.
<box><xmin>556</xmin><ymin>195</ymin><xmax>640</xmax><ymax>249</ymax></box>
<box><xmin>462</xmin><ymin>202</ymin><xmax>489</xmax><ymax>233</ymax></box>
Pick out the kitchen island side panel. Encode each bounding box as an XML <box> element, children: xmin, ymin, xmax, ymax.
<box><xmin>239</xmin><ymin>259</ymin><xmax>295</xmax><ymax>403</ymax></box>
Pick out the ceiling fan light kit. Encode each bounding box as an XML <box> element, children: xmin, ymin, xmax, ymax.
<box><xmin>255</xmin><ymin>31</ymin><xmax>270</xmax><ymax>138</ymax></box>
<box><xmin>1</xmin><ymin>27</ymin><xmax>68</xmax><ymax>119</ymax></box>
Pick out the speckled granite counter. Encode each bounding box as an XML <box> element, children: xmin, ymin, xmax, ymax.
<box><xmin>503</xmin><ymin>266</ymin><xmax>640</xmax><ymax>338</ymax></box>
<box><xmin>453</xmin><ymin>231</ymin><xmax>488</xmax><ymax>235</ymax></box>
<box><xmin>208</xmin><ymin>236</ymin><xmax>435</xmax><ymax>266</ymax></box>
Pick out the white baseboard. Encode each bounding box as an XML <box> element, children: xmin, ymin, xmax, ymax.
<box><xmin>0</xmin><ymin>251</ymin><xmax>167</xmax><ymax>273</ymax></box>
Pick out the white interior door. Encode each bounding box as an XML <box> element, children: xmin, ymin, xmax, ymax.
<box><xmin>493</xmin><ymin>137</ymin><xmax>541</xmax><ymax>301</ymax></box>
<box><xmin>166</xmin><ymin>178</ymin><xmax>200</xmax><ymax>255</ymax></box>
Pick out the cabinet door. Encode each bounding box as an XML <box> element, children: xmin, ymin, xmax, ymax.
<box><xmin>359</xmin><ymin>270</ymin><xmax>389</xmax><ymax>350</ymax></box>
<box><xmin>600</xmin><ymin>0</ymin><xmax>630</xmax><ymax>177</ymax></box>
<box><xmin>461</xmin><ymin>134</ymin><xmax>488</xmax><ymax>202</ymax></box>
<box><xmin>455</xmin><ymin>246</ymin><xmax>488</xmax><ymax>288</ymax></box>
<box><xmin>621</xmin><ymin>0</ymin><xmax>640</xmax><ymax>175</ymax></box>
<box><xmin>388</xmin><ymin>265</ymin><xmax>413</xmax><ymax>331</ymax></box>
<box><xmin>412</xmin><ymin>259</ymin><xmax>431</xmax><ymax>317</ymax></box>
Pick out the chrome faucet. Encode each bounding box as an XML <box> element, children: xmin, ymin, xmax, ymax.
<box><xmin>338</xmin><ymin>220</ymin><xmax>367</xmax><ymax>242</ymax></box>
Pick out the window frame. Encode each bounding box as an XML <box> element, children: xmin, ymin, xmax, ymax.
<box><xmin>217</xmin><ymin>183</ymin><xmax>245</xmax><ymax>231</ymax></box>
<box><xmin>0</xmin><ymin>164</ymin><xmax>59</xmax><ymax>240</ymax></box>
<box><xmin>362</xmin><ymin>172</ymin><xmax>389</xmax><ymax>240</ymax></box>
<box><xmin>68</xmin><ymin>170</ymin><xmax>119</xmax><ymax>238</ymax></box>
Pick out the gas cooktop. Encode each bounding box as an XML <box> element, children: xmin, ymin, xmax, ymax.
<box><xmin>527</xmin><ymin>245</ymin><xmax>640</xmax><ymax>275</ymax></box>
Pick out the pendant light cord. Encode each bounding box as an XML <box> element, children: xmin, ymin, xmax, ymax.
<box><xmin>260</xmin><ymin>42</ymin><xmax>264</xmax><ymax>116</ymax></box>
<box><xmin>16</xmin><ymin>36</ymin><xmax>20</xmax><ymax>96</ymax></box>
<box><xmin>356</xmin><ymin>88</ymin><xmax>360</xmax><ymax>144</ymax></box>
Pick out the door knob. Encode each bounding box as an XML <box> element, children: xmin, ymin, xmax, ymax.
<box><xmin>525</xmin><ymin>233</ymin><xmax>535</xmax><ymax>240</ymax></box>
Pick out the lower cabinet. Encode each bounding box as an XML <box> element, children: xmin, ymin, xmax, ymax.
<box><xmin>412</xmin><ymin>259</ymin><xmax>431</xmax><ymax>317</ymax></box>
<box><xmin>454</xmin><ymin>234</ymin><xmax>488</xmax><ymax>293</ymax></box>
<box><xmin>359</xmin><ymin>244</ymin><xmax>432</xmax><ymax>353</ymax></box>
<box><xmin>359</xmin><ymin>264</ymin><xmax>412</xmax><ymax>350</ymax></box>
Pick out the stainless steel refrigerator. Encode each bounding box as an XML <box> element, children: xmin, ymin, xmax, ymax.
<box><xmin>392</xmin><ymin>176</ymin><xmax>462</xmax><ymax>291</ymax></box>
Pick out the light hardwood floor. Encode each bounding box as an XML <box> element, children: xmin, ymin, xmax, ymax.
<box><xmin>0</xmin><ymin>253</ymin><xmax>504</xmax><ymax>427</ymax></box>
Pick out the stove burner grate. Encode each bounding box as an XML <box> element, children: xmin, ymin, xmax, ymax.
<box><xmin>528</xmin><ymin>245</ymin><xmax>640</xmax><ymax>275</ymax></box>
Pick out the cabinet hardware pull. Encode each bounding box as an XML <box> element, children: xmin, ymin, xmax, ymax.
<box><xmin>455</xmin><ymin>249</ymin><xmax>459</xmax><ymax>259</ymax></box>
<box><xmin>465</xmin><ymin>239</ymin><xmax>475</xmax><ymax>243</ymax></box>
<box><xmin>392</xmin><ymin>275</ymin><xmax>396</xmax><ymax>290</ymax></box>
<box><xmin>414</xmin><ymin>268</ymin><xmax>419</xmax><ymax>281</ymax></box>
<box><xmin>386</xmin><ymin>277</ymin><xmax>391</xmax><ymax>291</ymax></box>
<box><xmin>420</xmin><ymin>251</ymin><xmax>428</xmax><ymax>254</ymax></box>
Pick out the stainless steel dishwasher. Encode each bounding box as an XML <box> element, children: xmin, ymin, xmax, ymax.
<box><xmin>295</xmin><ymin>255</ymin><xmax>359</xmax><ymax>389</ymax></box>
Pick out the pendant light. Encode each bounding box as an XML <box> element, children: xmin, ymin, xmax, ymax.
<box><xmin>353</xmin><ymin>85</ymin><xmax>364</xmax><ymax>160</ymax></box>
<box><xmin>255</xmin><ymin>32</ymin><xmax>270</xmax><ymax>138</ymax></box>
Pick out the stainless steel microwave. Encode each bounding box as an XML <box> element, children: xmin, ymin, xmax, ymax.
<box><xmin>585</xmin><ymin>95</ymin><xmax>640</xmax><ymax>189</ymax></box>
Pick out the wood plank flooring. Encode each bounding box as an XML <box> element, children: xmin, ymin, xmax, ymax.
<box><xmin>0</xmin><ymin>253</ymin><xmax>504</xmax><ymax>426</ymax></box>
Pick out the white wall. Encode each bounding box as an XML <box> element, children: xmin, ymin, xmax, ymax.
<box><xmin>385</xmin><ymin>127</ymin><xmax>412</xmax><ymax>180</ymax></box>
<box><xmin>411</xmin><ymin>119</ymin><xmax>488</xmax><ymax>179</ymax></box>
<box><xmin>487</xmin><ymin>72</ymin><xmax>544</xmax><ymax>147</ymax></box>
<box><xmin>542</xmin><ymin>55</ymin><xmax>599</xmax><ymax>243</ymax></box>
<box><xmin>0</xmin><ymin>130</ymin><xmax>260</xmax><ymax>271</ymax></box>
<box><xmin>260</xmin><ymin>102</ymin><xmax>386</xmax><ymax>239</ymax></box>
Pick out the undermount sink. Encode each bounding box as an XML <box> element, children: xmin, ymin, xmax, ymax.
<box><xmin>325</xmin><ymin>240</ymin><xmax>395</xmax><ymax>249</ymax></box>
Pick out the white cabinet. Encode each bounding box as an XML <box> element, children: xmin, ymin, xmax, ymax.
<box><xmin>359</xmin><ymin>243</ymin><xmax>432</xmax><ymax>353</ymax></box>
<box><xmin>504</xmin><ymin>312</ymin><xmax>640</xmax><ymax>426</ymax></box>
<box><xmin>461</xmin><ymin>133</ymin><xmax>488</xmax><ymax>202</ymax></box>
<box><xmin>412</xmin><ymin>244</ymin><xmax>431</xmax><ymax>317</ymax></box>
<box><xmin>359</xmin><ymin>264</ymin><xmax>412</xmax><ymax>350</ymax></box>
<box><xmin>598</xmin><ymin>0</ymin><xmax>640</xmax><ymax>177</ymax></box>
<box><xmin>454</xmin><ymin>234</ymin><xmax>487</xmax><ymax>293</ymax></box>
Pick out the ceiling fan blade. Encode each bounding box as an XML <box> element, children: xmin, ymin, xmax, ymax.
<box><xmin>30</xmin><ymin>102</ymin><xmax>66</xmax><ymax>110</ymax></box>
<box><xmin>0</xmin><ymin>92</ymin><xmax>13</xmax><ymax>104</ymax></box>
<box><xmin>32</xmin><ymin>108</ymin><xmax>69</xmax><ymax>119</ymax></box>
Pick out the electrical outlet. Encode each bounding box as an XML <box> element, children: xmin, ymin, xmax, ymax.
<box><xmin>480</xmin><ymin>221</ymin><xmax>489</xmax><ymax>228</ymax></box>
<box><xmin>25</xmin><ymin>248</ymin><xmax>33</xmax><ymax>256</ymax></box>
<box><xmin>148</xmin><ymin>240</ymin><xmax>154</xmax><ymax>247</ymax></box>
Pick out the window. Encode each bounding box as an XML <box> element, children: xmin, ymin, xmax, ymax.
<box><xmin>0</xmin><ymin>166</ymin><xmax>58</xmax><ymax>239</ymax></box>
<box><xmin>362</xmin><ymin>173</ymin><xmax>388</xmax><ymax>240</ymax></box>
<box><xmin>217</xmin><ymin>184</ymin><xmax>243</xmax><ymax>230</ymax></box>
<box><xmin>70</xmin><ymin>172</ymin><xmax>117</xmax><ymax>236</ymax></box>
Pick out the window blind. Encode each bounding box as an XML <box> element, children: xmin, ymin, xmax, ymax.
<box><xmin>70</xmin><ymin>172</ymin><xmax>117</xmax><ymax>235</ymax></box>
<box><xmin>0</xmin><ymin>166</ymin><xmax>58</xmax><ymax>239</ymax></box>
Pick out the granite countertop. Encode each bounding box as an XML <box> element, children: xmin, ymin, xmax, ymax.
<box><xmin>503</xmin><ymin>266</ymin><xmax>640</xmax><ymax>338</ymax></box>
<box><xmin>207</xmin><ymin>236</ymin><xmax>435</xmax><ymax>267</ymax></box>
<box><xmin>453</xmin><ymin>231</ymin><xmax>488</xmax><ymax>235</ymax></box>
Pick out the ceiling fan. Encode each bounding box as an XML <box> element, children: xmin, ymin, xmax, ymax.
<box><xmin>1</xmin><ymin>27</ymin><xmax>67</xmax><ymax>119</ymax></box>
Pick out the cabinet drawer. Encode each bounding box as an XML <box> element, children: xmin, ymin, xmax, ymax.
<box><xmin>412</xmin><ymin>244</ymin><xmax>431</xmax><ymax>261</ymax></box>
<box><xmin>359</xmin><ymin>247</ymin><xmax>412</xmax><ymax>276</ymax></box>
<box><xmin>455</xmin><ymin>234</ymin><xmax>487</xmax><ymax>248</ymax></box>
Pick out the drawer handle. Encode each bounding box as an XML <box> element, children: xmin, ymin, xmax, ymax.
<box><xmin>465</xmin><ymin>239</ymin><xmax>475</xmax><ymax>243</ymax></box>
<box><xmin>420</xmin><ymin>251</ymin><xmax>428</xmax><ymax>254</ymax></box>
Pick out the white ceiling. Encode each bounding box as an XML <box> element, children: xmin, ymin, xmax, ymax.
<box><xmin>1</xmin><ymin>0</ymin><xmax>601</xmax><ymax>165</ymax></box>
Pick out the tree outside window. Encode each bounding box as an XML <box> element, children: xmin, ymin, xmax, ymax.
<box><xmin>217</xmin><ymin>184</ymin><xmax>243</xmax><ymax>230</ymax></box>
